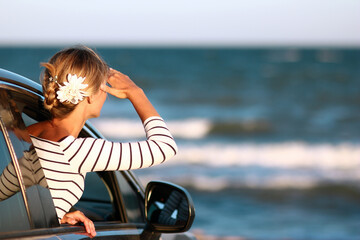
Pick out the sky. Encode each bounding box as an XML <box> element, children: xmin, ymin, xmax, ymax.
<box><xmin>0</xmin><ymin>0</ymin><xmax>359</xmax><ymax>47</ymax></box>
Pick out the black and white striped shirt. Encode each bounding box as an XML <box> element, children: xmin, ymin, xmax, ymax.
<box><xmin>0</xmin><ymin>149</ymin><xmax>48</xmax><ymax>200</ymax></box>
<box><xmin>29</xmin><ymin>116</ymin><xmax>177</xmax><ymax>222</ymax></box>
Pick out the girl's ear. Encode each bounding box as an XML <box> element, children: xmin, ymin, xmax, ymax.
<box><xmin>87</xmin><ymin>94</ymin><xmax>94</xmax><ymax>104</ymax></box>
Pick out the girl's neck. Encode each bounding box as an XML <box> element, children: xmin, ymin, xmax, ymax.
<box><xmin>52</xmin><ymin>101</ymin><xmax>89</xmax><ymax>138</ymax></box>
<box><xmin>27</xmin><ymin>102</ymin><xmax>89</xmax><ymax>141</ymax></box>
<box><xmin>50</xmin><ymin>114</ymin><xmax>86</xmax><ymax>138</ymax></box>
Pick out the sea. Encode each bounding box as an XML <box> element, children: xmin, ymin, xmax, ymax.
<box><xmin>0</xmin><ymin>47</ymin><xmax>359</xmax><ymax>239</ymax></box>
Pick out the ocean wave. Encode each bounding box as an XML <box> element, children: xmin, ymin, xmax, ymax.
<box><xmin>136</xmin><ymin>164</ymin><xmax>360</xmax><ymax>191</ymax></box>
<box><xmin>91</xmin><ymin>117</ymin><xmax>211</xmax><ymax>139</ymax></box>
<box><xmin>90</xmin><ymin>118</ymin><xmax>271</xmax><ymax>139</ymax></box>
<box><xmin>171</xmin><ymin>142</ymin><xmax>360</xmax><ymax>169</ymax></box>
<box><xmin>137</xmin><ymin>172</ymin><xmax>360</xmax><ymax>192</ymax></box>
<box><xmin>91</xmin><ymin>118</ymin><xmax>360</xmax><ymax>190</ymax></box>
<box><xmin>134</xmin><ymin>141</ymin><xmax>360</xmax><ymax>191</ymax></box>
<box><xmin>91</xmin><ymin>117</ymin><xmax>360</xmax><ymax>168</ymax></box>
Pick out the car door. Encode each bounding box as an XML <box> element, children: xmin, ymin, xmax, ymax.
<box><xmin>0</xmin><ymin>91</ymin><xmax>33</xmax><ymax>235</ymax></box>
<box><xmin>0</xmin><ymin>86</ymin><xmax>61</xmax><ymax>239</ymax></box>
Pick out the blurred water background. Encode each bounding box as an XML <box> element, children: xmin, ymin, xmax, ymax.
<box><xmin>1</xmin><ymin>47</ymin><xmax>359</xmax><ymax>239</ymax></box>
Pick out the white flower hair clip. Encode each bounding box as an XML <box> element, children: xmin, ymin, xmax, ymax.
<box><xmin>56</xmin><ymin>74</ymin><xmax>89</xmax><ymax>104</ymax></box>
<box><xmin>49</xmin><ymin>75</ymin><xmax>58</xmax><ymax>83</ymax></box>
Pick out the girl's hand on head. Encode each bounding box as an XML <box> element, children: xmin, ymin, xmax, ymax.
<box><xmin>61</xmin><ymin>210</ymin><xmax>96</xmax><ymax>238</ymax></box>
<box><xmin>101</xmin><ymin>68</ymin><xmax>141</xmax><ymax>99</ymax></box>
<box><xmin>101</xmin><ymin>68</ymin><xmax>159</xmax><ymax>121</ymax></box>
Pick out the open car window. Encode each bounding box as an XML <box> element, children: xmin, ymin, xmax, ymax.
<box><xmin>0</xmin><ymin>121</ymin><xmax>31</xmax><ymax>232</ymax></box>
<box><xmin>11</xmin><ymin>85</ymin><xmax>146</xmax><ymax>225</ymax></box>
<box><xmin>0</xmin><ymin>88</ymin><xmax>58</xmax><ymax>231</ymax></box>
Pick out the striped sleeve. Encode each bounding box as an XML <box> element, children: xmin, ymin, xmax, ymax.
<box><xmin>0</xmin><ymin>149</ymin><xmax>46</xmax><ymax>201</ymax></box>
<box><xmin>0</xmin><ymin>162</ymin><xmax>19</xmax><ymax>200</ymax></box>
<box><xmin>63</xmin><ymin>116</ymin><xmax>178</xmax><ymax>173</ymax></box>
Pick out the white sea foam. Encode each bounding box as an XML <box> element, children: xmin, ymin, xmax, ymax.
<box><xmin>137</xmin><ymin>170</ymin><xmax>359</xmax><ymax>191</ymax></box>
<box><xmin>138</xmin><ymin>174</ymin><xmax>231</xmax><ymax>191</ymax></box>
<box><xmin>91</xmin><ymin>118</ymin><xmax>360</xmax><ymax>190</ymax></box>
<box><xmin>171</xmin><ymin>142</ymin><xmax>360</xmax><ymax>170</ymax></box>
<box><xmin>90</xmin><ymin>118</ymin><xmax>211</xmax><ymax>139</ymax></box>
<box><xmin>135</xmin><ymin>142</ymin><xmax>360</xmax><ymax>190</ymax></box>
<box><xmin>138</xmin><ymin>168</ymin><xmax>360</xmax><ymax>191</ymax></box>
<box><xmin>91</xmin><ymin>118</ymin><xmax>360</xmax><ymax>169</ymax></box>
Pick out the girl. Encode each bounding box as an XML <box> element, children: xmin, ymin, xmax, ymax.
<box><xmin>27</xmin><ymin>46</ymin><xmax>177</xmax><ymax>237</ymax></box>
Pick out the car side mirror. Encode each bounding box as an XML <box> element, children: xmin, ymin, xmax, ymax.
<box><xmin>144</xmin><ymin>181</ymin><xmax>195</xmax><ymax>233</ymax></box>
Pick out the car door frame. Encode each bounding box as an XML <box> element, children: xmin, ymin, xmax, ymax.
<box><xmin>0</xmin><ymin>71</ymin><xmax>152</xmax><ymax>239</ymax></box>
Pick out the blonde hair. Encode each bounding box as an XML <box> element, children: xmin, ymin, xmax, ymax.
<box><xmin>41</xmin><ymin>46</ymin><xmax>109</xmax><ymax>118</ymax></box>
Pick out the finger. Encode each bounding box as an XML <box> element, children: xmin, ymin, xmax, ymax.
<box><xmin>108</xmin><ymin>69</ymin><xmax>128</xmax><ymax>81</ymax></box>
<box><xmin>102</xmin><ymin>85</ymin><xmax>126</xmax><ymax>98</ymax></box>
<box><xmin>84</xmin><ymin>219</ymin><xmax>96</xmax><ymax>237</ymax></box>
<box><xmin>61</xmin><ymin>215</ymin><xmax>78</xmax><ymax>225</ymax></box>
<box><xmin>74</xmin><ymin>213</ymin><xmax>91</xmax><ymax>235</ymax></box>
<box><xmin>60</xmin><ymin>216</ymin><xmax>67</xmax><ymax>224</ymax></box>
<box><xmin>62</xmin><ymin>212</ymin><xmax>96</xmax><ymax>237</ymax></box>
<box><xmin>108</xmin><ymin>68</ymin><xmax>117</xmax><ymax>76</ymax></box>
<box><xmin>100</xmin><ymin>84</ymin><xmax>107</xmax><ymax>92</ymax></box>
<box><xmin>84</xmin><ymin>220</ymin><xmax>91</xmax><ymax>234</ymax></box>
<box><xmin>70</xmin><ymin>211</ymin><xmax>87</xmax><ymax>222</ymax></box>
<box><xmin>102</xmin><ymin>85</ymin><xmax>117</xmax><ymax>95</ymax></box>
<box><xmin>108</xmin><ymin>68</ymin><xmax>121</xmax><ymax>79</ymax></box>
<box><xmin>106</xmin><ymin>75</ymin><xmax>119</xmax><ymax>88</ymax></box>
<box><xmin>68</xmin><ymin>218</ymin><xmax>77</xmax><ymax>225</ymax></box>
<box><xmin>89</xmin><ymin>221</ymin><xmax>96</xmax><ymax>237</ymax></box>
<box><xmin>109</xmin><ymin>68</ymin><xmax>122</xmax><ymax>75</ymax></box>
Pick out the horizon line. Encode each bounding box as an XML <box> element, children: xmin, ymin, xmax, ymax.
<box><xmin>0</xmin><ymin>42</ymin><xmax>360</xmax><ymax>49</ymax></box>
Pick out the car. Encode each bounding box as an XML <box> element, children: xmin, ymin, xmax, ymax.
<box><xmin>0</xmin><ymin>68</ymin><xmax>196</xmax><ymax>240</ymax></box>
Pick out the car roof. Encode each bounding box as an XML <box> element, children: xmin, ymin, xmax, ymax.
<box><xmin>0</xmin><ymin>68</ymin><xmax>104</xmax><ymax>139</ymax></box>
<box><xmin>0</xmin><ymin>68</ymin><xmax>43</xmax><ymax>95</ymax></box>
